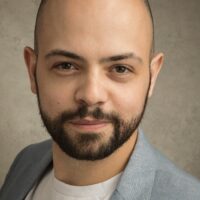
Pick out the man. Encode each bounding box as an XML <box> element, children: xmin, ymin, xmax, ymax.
<box><xmin>0</xmin><ymin>0</ymin><xmax>200</xmax><ymax>199</ymax></box>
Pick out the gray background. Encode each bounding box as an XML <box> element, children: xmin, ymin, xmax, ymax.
<box><xmin>0</xmin><ymin>0</ymin><xmax>200</xmax><ymax>186</ymax></box>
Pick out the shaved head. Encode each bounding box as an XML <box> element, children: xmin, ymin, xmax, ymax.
<box><xmin>34</xmin><ymin>0</ymin><xmax>154</xmax><ymax>55</ymax></box>
<box><xmin>25</xmin><ymin>0</ymin><xmax>164</xmax><ymax>162</ymax></box>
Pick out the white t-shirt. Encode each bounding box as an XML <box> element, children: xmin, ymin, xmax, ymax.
<box><xmin>25</xmin><ymin>169</ymin><xmax>121</xmax><ymax>200</ymax></box>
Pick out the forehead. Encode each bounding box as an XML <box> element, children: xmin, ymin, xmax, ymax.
<box><xmin>37</xmin><ymin>0</ymin><xmax>152</xmax><ymax>61</ymax></box>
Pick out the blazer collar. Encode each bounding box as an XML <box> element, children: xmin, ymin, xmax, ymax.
<box><xmin>110</xmin><ymin>129</ymin><xmax>157</xmax><ymax>200</ymax></box>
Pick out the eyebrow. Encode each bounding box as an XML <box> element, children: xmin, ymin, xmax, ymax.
<box><xmin>99</xmin><ymin>53</ymin><xmax>143</xmax><ymax>64</ymax></box>
<box><xmin>45</xmin><ymin>49</ymin><xmax>143</xmax><ymax>64</ymax></box>
<box><xmin>45</xmin><ymin>50</ymin><xmax>86</xmax><ymax>62</ymax></box>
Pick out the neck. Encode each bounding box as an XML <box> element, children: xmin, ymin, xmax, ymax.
<box><xmin>53</xmin><ymin>130</ymin><xmax>138</xmax><ymax>186</ymax></box>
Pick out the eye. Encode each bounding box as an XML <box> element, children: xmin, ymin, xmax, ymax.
<box><xmin>112</xmin><ymin>65</ymin><xmax>131</xmax><ymax>74</ymax></box>
<box><xmin>54</xmin><ymin>62</ymin><xmax>77</xmax><ymax>70</ymax></box>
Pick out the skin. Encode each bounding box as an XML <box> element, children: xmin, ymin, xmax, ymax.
<box><xmin>24</xmin><ymin>0</ymin><xmax>163</xmax><ymax>186</ymax></box>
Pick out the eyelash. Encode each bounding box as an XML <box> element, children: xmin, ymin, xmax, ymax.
<box><xmin>53</xmin><ymin>62</ymin><xmax>78</xmax><ymax>70</ymax></box>
<box><xmin>111</xmin><ymin>65</ymin><xmax>132</xmax><ymax>74</ymax></box>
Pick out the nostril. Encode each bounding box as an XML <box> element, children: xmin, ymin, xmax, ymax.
<box><xmin>78</xmin><ymin>99</ymin><xmax>89</xmax><ymax>106</ymax></box>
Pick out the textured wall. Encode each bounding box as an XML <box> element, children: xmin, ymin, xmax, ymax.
<box><xmin>0</xmin><ymin>0</ymin><xmax>200</xmax><ymax>186</ymax></box>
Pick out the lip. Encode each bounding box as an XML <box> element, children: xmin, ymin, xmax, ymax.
<box><xmin>69</xmin><ymin>119</ymin><xmax>110</xmax><ymax>131</ymax></box>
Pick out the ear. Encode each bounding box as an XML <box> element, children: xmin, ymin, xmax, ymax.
<box><xmin>148</xmin><ymin>53</ymin><xmax>164</xmax><ymax>97</ymax></box>
<box><xmin>24</xmin><ymin>47</ymin><xmax>37</xmax><ymax>94</ymax></box>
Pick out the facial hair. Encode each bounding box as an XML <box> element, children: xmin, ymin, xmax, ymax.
<box><xmin>35</xmin><ymin>75</ymin><xmax>150</xmax><ymax>161</ymax></box>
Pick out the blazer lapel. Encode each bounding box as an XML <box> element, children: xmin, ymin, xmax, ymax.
<box><xmin>110</xmin><ymin>130</ymin><xmax>157</xmax><ymax>200</ymax></box>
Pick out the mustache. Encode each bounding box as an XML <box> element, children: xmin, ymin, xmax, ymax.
<box><xmin>59</xmin><ymin>105</ymin><xmax>120</xmax><ymax>124</ymax></box>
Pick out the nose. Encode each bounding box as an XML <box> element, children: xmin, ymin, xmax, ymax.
<box><xmin>74</xmin><ymin>72</ymin><xmax>108</xmax><ymax>107</ymax></box>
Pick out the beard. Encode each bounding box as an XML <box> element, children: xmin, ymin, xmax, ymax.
<box><xmin>35</xmin><ymin>77</ymin><xmax>150</xmax><ymax>161</ymax></box>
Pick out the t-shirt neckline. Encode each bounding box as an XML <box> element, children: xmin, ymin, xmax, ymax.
<box><xmin>53</xmin><ymin>170</ymin><xmax>122</xmax><ymax>198</ymax></box>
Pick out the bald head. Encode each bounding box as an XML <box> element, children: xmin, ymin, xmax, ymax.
<box><xmin>34</xmin><ymin>0</ymin><xmax>154</xmax><ymax>57</ymax></box>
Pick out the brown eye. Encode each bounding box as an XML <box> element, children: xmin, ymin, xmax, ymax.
<box><xmin>113</xmin><ymin>65</ymin><xmax>130</xmax><ymax>73</ymax></box>
<box><xmin>55</xmin><ymin>62</ymin><xmax>76</xmax><ymax>70</ymax></box>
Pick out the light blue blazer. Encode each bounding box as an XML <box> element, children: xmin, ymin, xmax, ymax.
<box><xmin>1</xmin><ymin>131</ymin><xmax>200</xmax><ymax>200</ymax></box>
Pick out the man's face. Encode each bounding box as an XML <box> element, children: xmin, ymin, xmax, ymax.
<box><xmin>25</xmin><ymin>0</ymin><xmax>163</xmax><ymax>160</ymax></box>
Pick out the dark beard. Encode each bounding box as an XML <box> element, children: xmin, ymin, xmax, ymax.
<box><xmin>35</xmin><ymin>76</ymin><xmax>149</xmax><ymax>161</ymax></box>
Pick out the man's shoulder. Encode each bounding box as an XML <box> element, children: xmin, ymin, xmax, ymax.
<box><xmin>151</xmin><ymin>148</ymin><xmax>200</xmax><ymax>199</ymax></box>
<box><xmin>0</xmin><ymin>140</ymin><xmax>53</xmax><ymax>200</ymax></box>
<box><xmin>9</xmin><ymin>139</ymin><xmax>52</xmax><ymax>168</ymax></box>
<box><xmin>115</xmin><ymin>131</ymin><xmax>200</xmax><ymax>200</ymax></box>
<box><xmin>13</xmin><ymin>139</ymin><xmax>53</xmax><ymax>172</ymax></box>
<box><xmin>17</xmin><ymin>139</ymin><xmax>52</xmax><ymax>159</ymax></box>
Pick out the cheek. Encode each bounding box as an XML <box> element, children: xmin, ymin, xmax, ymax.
<box><xmin>41</xmin><ymin>89</ymin><xmax>69</xmax><ymax>114</ymax></box>
<box><xmin>110</xmin><ymin>79</ymin><xmax>149</xmax><ymax>119</ymax></box>
<box><xmin>37</xmin><ymin>75</ymin><xmax>75</xmax><ymax>117</ymax></box>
